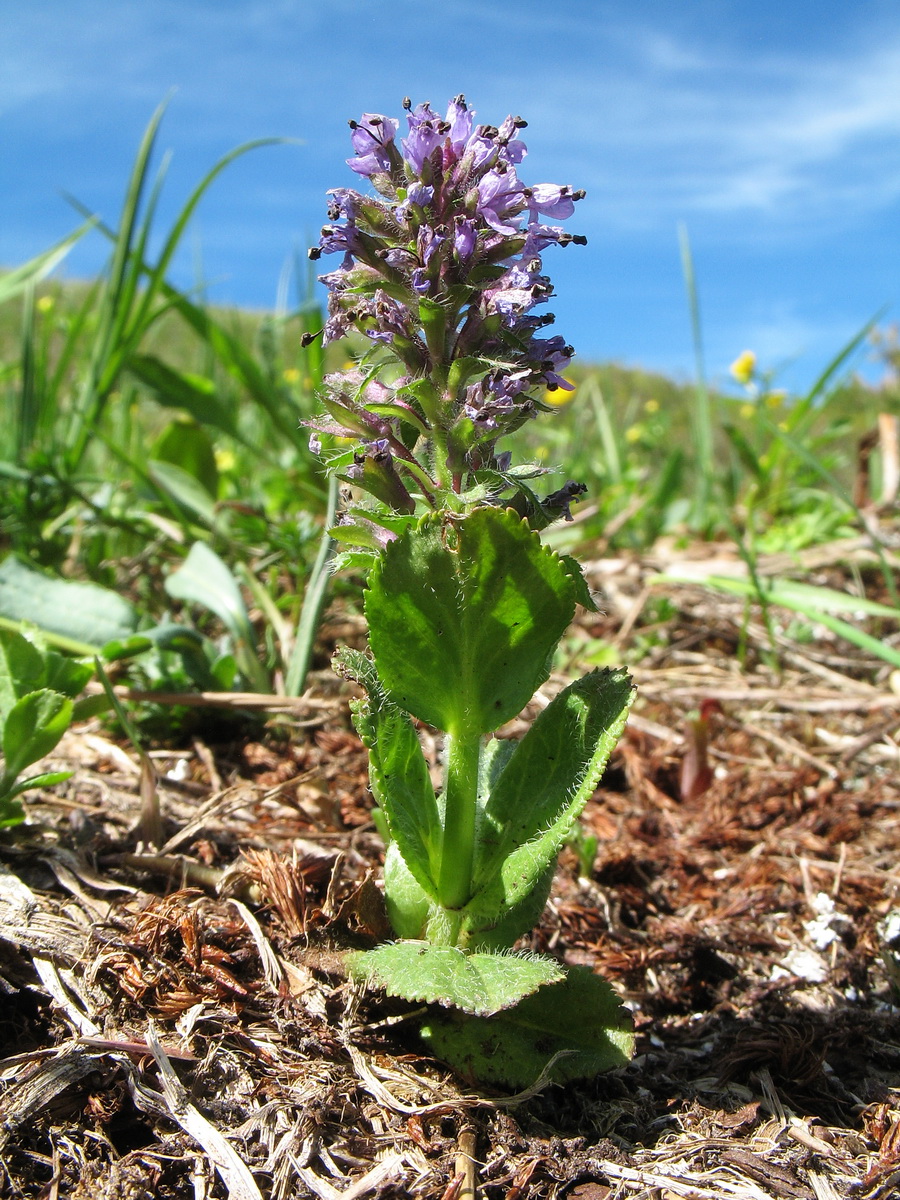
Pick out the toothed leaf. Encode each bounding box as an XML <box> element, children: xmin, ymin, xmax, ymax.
<box><xmin>347</xmin><ymin>942</ymin><xmax>564</xmax><ymax>1016</ymax></box>
<box><xmin>420</xmin><ymin>965</ymin><xmax>634</xmax><ymax>1087</ymax></box>
<box><xmin>463</xmin><ymin>669</ymin><xmax>633</xmax><ymax>933</ymax></box>
<box><xmin>365</xmin><ymin>507</ymin><xmax>576</xmax><ymax>737</ymax></box>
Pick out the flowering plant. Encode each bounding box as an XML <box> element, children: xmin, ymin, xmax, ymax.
<box><xmin>308</xmin><ymin>97</ymin><xmax>634</xmax><ymax>1086</ymax></box>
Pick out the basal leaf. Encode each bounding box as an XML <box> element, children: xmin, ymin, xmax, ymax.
<box><xmin>464</xmin><ymin>669</ymin><xmax>633</xmax><ymax>932</ymax></box>
<box><xmin>0</xmin><ymin>557</ymin><xmax>138</xmax><ymax>652</ymax></box>
<box><xmin>365</xmin><ymin>507</ymin><xmax>576</xmax><ymax>736</ymax></box>
<box><xmin>420</xmin><ymin>965</ymin><xmax>634</xmax><ymax>1087</ymax></box>
<box><xmin>336</xmin><ymin>647</ymin><xmax>441</xmax><ymax>900</ymax></box>
<box><xmin>347</xmin><ymin>942</ymin><xmax>563</xmax><ymax>1016</ymax></box>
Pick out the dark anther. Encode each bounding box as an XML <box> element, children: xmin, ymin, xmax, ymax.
<box><xmin>300</xmin><ymin>331</ymin><xmax>321</xmax><ymax>347</ymax></box>
<box><xmin>573</xmin><ymin>189</ymin><xmax>586</xmax><ymax>200</ymax></box>
<box><xmin>513</xmin><ymin>116</ymin><xmax>528</xmax><ymax>128</ymax></box>
<box><xmin>402</xmin><ymin>96</ymin><xmax>412</xmax><ymax>110</ymax></box>
<box><xmin>307</xmin><ymin>247</ymin><xmax>322</xmax><ymax>260</ymax></box>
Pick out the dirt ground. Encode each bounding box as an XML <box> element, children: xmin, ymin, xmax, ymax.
<box><xmin>1</xmin><ymin>542</ymin><xmax>899</xmax><ymax>1199</ymax></box>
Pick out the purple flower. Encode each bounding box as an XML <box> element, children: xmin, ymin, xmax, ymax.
<box><xmin>317</xmin><ymin>223</ymin><xmax>361</xmax><ymax>256</ymax></box>
<box><xmin>445</xmin><ymin>95</ymin><xmax>473</xmax><ymax>154</ymax></box>
<box><xmin>326</xmin><ymin>188</ymin><xmax>362</xmax><ymax>220</ymax></box>
<box><xmin>476</xmin><ymin>168</ymin><xmax>524</xmax><ymax>233</ymax></box>
<box><xmin>525</xmin><ymin>184</ymin><xmax>582</xmax><ymax>221</ymax></box>
<box><xmin>347</xmin><ymin>113</ymin><xmax>400</xmax><ymax>177</ymax></box>
<box><xmin>494</xmin><ymin>115</ymin><xmax>528</xmax><ymax>165</ymax></box>
<box><xmin>453</xmin><ymin>218</ymin><xmax>477</xmax><ymax>261</ymax></box>
<box><xmin>402</xmin><ymin>102</ymin><xmax>448</xmax><ymax>172</ymax></box>
<box><xmin>406</xmin><ymin>183</ymin><xmax>434</xmax><ymax>207</ymax></box>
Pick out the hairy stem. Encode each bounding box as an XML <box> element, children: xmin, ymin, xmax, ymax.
<box><xmin>437</xmin><ymin>731</ymin><xmax>482</xmax><ymax>912</ymax></box>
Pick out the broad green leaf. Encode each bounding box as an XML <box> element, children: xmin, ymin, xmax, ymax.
<box><xmin>40</xmin><ymin>652</ymin><xmax>93</xmax><ymax>701</ymax></box>
<box><xmin>365</xmin><ymin>508</ymin><xmax>576</xmax><ymax>737</ymax></box>
<box><xmin>383</xmin><ymin>842</ymin><xmax>432</xmax><ymax>938</ymax></box>
<box><xmin>420</xmin><ymin>965</ymin><xmax>634</xmax><ymax>1087</ymax></box>
<box><xmin>464</xmin><ymin>669</ymin><xmax>633</xmax><ymax>933</ymax></box>
<box><xmin>0</xmin><ymin>557</ymin><xmax>138</xmax><ymax>652</ymax></box>
<box><xmin>347</xmin><ymin>942</ymin><xmax>563</xmax><ymax>1016</ymax></box>
<box><xmin>2</xmin><ymin>690</ymin><xmax>73</xmax><ymax>781</ymax></box>
<box><xmin>163</xmin><ymin>542</ymin><xmax>267</xmax><ymax>691</ymax></box>
<box><xmin>463</xmin><ymin>863</ymin><xmax>555</xmax><ymax>952</ymax></box>
<box><xmin>336</xmin><ymin>647</ymin><xmax>441</xmax><ymax>899</ymax></box>
<box><xmin>0</xmin><ymin>630</ymin><xmax>45</xmax><ymax>721</ymax></box>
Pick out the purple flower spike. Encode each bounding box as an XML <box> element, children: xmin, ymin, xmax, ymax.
<box><xmin>309</xmin><ymin>93</ymin><xmax>587</xmax><ymax>512</ymax></box>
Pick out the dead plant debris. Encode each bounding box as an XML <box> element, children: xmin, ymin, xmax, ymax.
<box><xmin>1</xmin><ymin>548</ymin><xmax>899</xmax><ymax>1198</ymax></box>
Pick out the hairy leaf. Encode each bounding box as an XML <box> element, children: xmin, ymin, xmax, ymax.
<box><xmin>365</xmin><ymin>507</ymin><xmax>576</xmax><ymax>736</ymax></box>
<box><xmin>335</xmin><ymin>648</ymin><xmax>442</xmax><ymax>901</ymax></box>
<box><xmin>463</xmin><ymin>669</ymin><xmax>633</xmax><ymax>932</ymax></box>
<box><xmin>347</xmin><ymin>942</ymin><xmax>564</xmax><ymax>1016</ymax></box>
<box><xmin>420</xmin><ymin>965</ymin><xmax>634</xmax><ymax>1087</ymax></box>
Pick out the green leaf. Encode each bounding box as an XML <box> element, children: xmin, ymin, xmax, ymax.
<box><xmin>420</xmin><ymin>965</ymin><xmax>634</xmax><ymax>1087</ymax></box>
<box><xmin>0</xmin><ymin>558</ymin><xmax>139</xmax><ymax>652</ymax></box>
<box><xmin>151</xmin><ymin>418</ymin><xmax>219</xmax><ymax>500</ymax></box>
<box><xmin>4</xmin><ymin>769</ymin><xmax>73</xmax><ymax>801</ymax></box>
<box><xmin>0</xmin><ymin>221</ymin><xmax>94</xmax><ymax>306</ymax></box>
<box><xmin>365</xmin><ymin>508</ymin><xmax>576</xmax><ymax>737</ymax></box>
<box><xmin>148</xmin><ymin>459</ymin><xmax>217</xmax><ymax>527</ymax></box>
<box><xmin>660</xmin><ymin>572</ymin><xmax>900</xmax><ymax>670</ymax></box>
<box><xmin>561</xmin><ymin>556</ymin><xmax>599</xmax><ymax>612</ymax></box>
<box><xmin>2</xmin><ymin>690</ymin><xmax>73</xmax><ymax>781</ymax></box>
<box><xmin>0</xmin><ymin>630</ymin><xmax>45</xmax><ymax>721</ymax></box>
<box><xmin>382</xmin><ymin>842</ymin><xmax>432</xmax><ymax>938</ymax></box>
<box><xmin>40</xmin><ymin>652</ymin><xmax>93</xmax><ymax>701</ymax></box>
<box><xmin>164</xmin><ymin>542</ymin><xmax>267</xmax><ymax>691</ymax></box>
<box><xmin>336</xmin><ymin>647</ymin><xmax>442</xmax><ymax>900</ymax></box>
<box><xmin>347</xmin><ymin>942</ymin><xmax>564</xmax><ymax>1016</ymax></box>
<box><xmin>463</xmin><ymin>669</ymin><xmax>634</xmax><ymax>937</ymax></box>
<box><xmin>0</xmin><ymin>796</ymin><xmax>25</xmax><ymax>828</ymax></box>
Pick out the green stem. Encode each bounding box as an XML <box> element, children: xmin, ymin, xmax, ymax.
<box><xmin>437</xmin><ymin>731</ymin><xmax>482</xmax><ymax>911</ymax></box>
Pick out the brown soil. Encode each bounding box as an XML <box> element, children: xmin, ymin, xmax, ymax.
<box><xmin>1</xmin><ymin>545</ymin><xmax>899</xmax><ymax>1199</ymax></box>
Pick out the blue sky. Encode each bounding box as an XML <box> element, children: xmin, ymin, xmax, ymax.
<box><xmin>2</xmin><ymin>0</ymin><xmax>899</xmax><ymax>392</ymax></box>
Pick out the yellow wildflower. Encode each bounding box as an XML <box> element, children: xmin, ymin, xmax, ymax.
<box><xmin>215</xmin><ymin>448</ymin><xmax>237</xmax><ymax>472</ymax></box>
<box><xmin>36</xmin><ymin>294</ymin><xmax>55</xmax><ymax>314</ymax></box>
<box><xmin>625</xmin><ymin>425</ymin><xmax>643</xmax><ymax>444</ymax></box>
<box><xmin>766</xmin><ymin>390</ymin><xmax>786</xmax><ymax>408</ymax></box>
<box><xmin>730</xmin><ymin>349</ymin><xmax>756</xmax><ymax>385</ymax></box>
<box><xmin>544</xmin><ymin>377</ymin><xmax>577</xmax><ymax>406</ymax></box>
<box><xmin>740</xmin><ymin>403</ymin><xmax>755</xmax><ymax>421</ymax></box>
<box><xmin>282</xmin><ymin>367</ymin><xmax>301</xmax><ymax>384</ymax></box>
<box><xmin>644</xmin><ymin>398</ymin><xmax>660</xmax><ymax>414</ymax></box>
